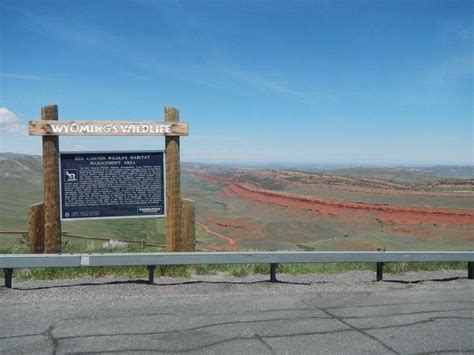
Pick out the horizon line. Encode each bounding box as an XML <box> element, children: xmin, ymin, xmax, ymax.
<box><xmin>1</xmin><ymin>151</ymin><xmax>472</xmax><ymax>167</ymax></box>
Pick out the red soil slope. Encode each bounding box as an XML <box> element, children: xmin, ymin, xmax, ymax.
<box><xmin>188</xmin><ymin>170</ymin><xmax>473</xmax><ymax>227</ymax></box>
<box><xmin>224</xmin><ymin>183</ymin><xmax>473</xmax><ymax>227</ymax></box>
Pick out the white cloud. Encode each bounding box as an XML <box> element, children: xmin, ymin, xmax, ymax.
<box><xmin>439</xmin><ymin>21</ymin><xmax>473</xmax><ymax>43</ymax></box>
<box><xmin>427</xmin><ymin>55</ymin><xmax>474</xmax><ymax>83</ymax></box>
<box><xmin>223</xmin><ymin>68</ymin><xmax>307</xmax><ymax>97</ymax></box>
<box><xmin>0</xmin><ymin>108</ymin><xmax>26</xmax><ymax>135</ymax></box>
<box><xmin>0</xmin><ymin>72</ymin><xmax>55</xmax><ymax>81</ymax></box>
<box><xmin>327</xmin><ymin>117</ymin><xmax>349</xmax><ymax>124</ymax></box>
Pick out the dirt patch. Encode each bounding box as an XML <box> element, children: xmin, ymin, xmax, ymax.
<box><xmin>196</xmin><ymin>221</ymin><xmax>237</xmax><ymax>246</ymax></box>
<box><xmin>332</xmin><ymin>239</ymin><xmax>378</xmax><ymax>251</ymax></box>
<box><xmin>391</xmin><ymin>226</ymin><xmax>473</xmax><ymax>240</ymax></box>
<box><xmin>216</xmin><ymin>222</ymin><xmax>245</xmax><ymax>229</ymax></box>
<box><xmin>391</xmin><ymin>227</ymin><xmax>441</xmax><ymax>239</ymax></box>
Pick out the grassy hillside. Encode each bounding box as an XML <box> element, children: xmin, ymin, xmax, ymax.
<box><xmin>329</xmin><ymin>167</ymin><xmax>438</xmax><ymax>184</ymax></box>
<box><xmin>422</xmin><ymin>166</ymin><xmax>474</xmax><ymax>179</ymax></box>
<box><xmin>329</xmin><ymin>166</ymin><xmax>473</xmax><ymax>184</ymax></box>
<box><xmin>0</xmin><ymin>177</ymin><xmax>43</xmax><ymax>230</ymax></box>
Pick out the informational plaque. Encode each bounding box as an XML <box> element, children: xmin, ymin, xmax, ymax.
<box><xmin>60</xmin><ymin>151</ymin><xmax>165</xmax><ymax>220</ymax></box>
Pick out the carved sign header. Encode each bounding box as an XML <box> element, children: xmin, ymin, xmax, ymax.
<box><xmin>29</xmin><ymin>120</ymin><xmax>188</xmax><ymax>136</ymax></box>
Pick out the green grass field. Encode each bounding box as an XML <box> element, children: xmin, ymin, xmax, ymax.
<box><xmin>0</xmin><ymin>176</ymin><xmax>167</xmax><ymax>249</ymax></box>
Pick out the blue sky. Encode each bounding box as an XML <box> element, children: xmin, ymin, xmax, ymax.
<box><xmin>1</xmin><ymin>0</ymin><xmax>472</xmax><ymax>164</ymax></box>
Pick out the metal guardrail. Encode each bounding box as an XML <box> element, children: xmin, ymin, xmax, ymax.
<box><xmin>1</xmin><ymin>251</ymin><xmax>473</xmax><ymax>288</ymax></box>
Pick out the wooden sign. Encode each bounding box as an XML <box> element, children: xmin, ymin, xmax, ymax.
<box><xmin>29</xmin><ymin>120</ymin><xmax>188</xmax><ymax>136</ymax></box>
<box><xmin>28</xmin><ymin>105</ymin><xmax>195</xmax><ymax>254</ymax></box>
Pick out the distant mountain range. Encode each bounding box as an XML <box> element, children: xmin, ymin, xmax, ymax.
<box><xmin>0</xmin><ymin>152</ymin><xmax>40</xmax><ymax>159</ymax></box>
<box><xmin>1</xmin><ymin>153</ymin><xmax>472</xmax><ymax>185</ymax></box>
<box><xmin>0</xmin><ymin>153</ymin><xmax>43</xmax><ymax>186</ymax></box>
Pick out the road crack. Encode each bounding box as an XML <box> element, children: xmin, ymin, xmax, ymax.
<box><xmin>303</xmin><ymin>300</ymin><xmax>399</xmax><ymax>354</ymax></box>
<box><xmin>255</xmin><ymin>333</ymin><xmax>277</xmax><ymax>354</ymax></box>
<box><xmin>44</xmin><ymin>324</ymin><xmax>58</xmax><ymax>355</ymax></box>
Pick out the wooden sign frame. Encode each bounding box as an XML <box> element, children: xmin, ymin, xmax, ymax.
<box><xmin>28</xmin><ymin>105</ymin><xmax>193</xmax><ymax>254</ymax></box>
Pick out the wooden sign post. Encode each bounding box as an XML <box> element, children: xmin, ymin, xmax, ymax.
<box><xmin>42</xmin><ymin>105</ymin><xmax>62</xmax><ymax>253</ymax></box>
<box><xmin>28</xmin><ymin>105</ymin><xmax>194</xmax><ymax>253</ymax></box>
<box><xmin>165</xmin><ymin>107</ymin><xmax>182</xmax><ymax>252</ymax></box>
<box><xmin>28</xmin><ymin>202</ymin><xmax>44</xmax><ymax>254</ymax></box>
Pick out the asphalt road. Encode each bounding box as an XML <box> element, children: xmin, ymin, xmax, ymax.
<box><xmin>1</xmin><ymin>270</ymin><xmax>473</xmax><ymax>354</ymax></box>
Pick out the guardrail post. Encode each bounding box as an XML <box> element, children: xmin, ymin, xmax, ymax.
<box><xmin>270</xmin><ymin>263</ymin><xmax>278</xmax><ymax>283</ymax></box>
<box><xmin>147</xmin><ymin>265</ymin><xmax>156</xmax><ymax>284</ymax></box>
<box><xmin>468</xmin><ymin>262</ymin><xmax>473</xmax><ymax>280</ymax></box>
<box><xmin>376</xmin><ymin>262</ymin><xmax>384</xmax><ymax>281</ymax></box>
<box><xmin>3</xmin><ymin>268</ymin><xmax>13</xmax><ymax>289</ymax></box>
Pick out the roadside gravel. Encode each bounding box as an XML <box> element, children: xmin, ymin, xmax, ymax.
<box><xmin>1</xmin><ymin>269</ymin><xmax>469</xmax><ymax>304</ymax></box>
